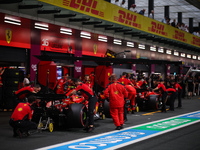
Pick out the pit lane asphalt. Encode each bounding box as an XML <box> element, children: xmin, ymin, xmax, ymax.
<box><xmin>1</xmin><ymin>96</ymin><xmax>200</xmax><ymax>150</ymax></box>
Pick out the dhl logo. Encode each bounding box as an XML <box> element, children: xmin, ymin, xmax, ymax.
<box><xmin>63</xmin><ymin>0</ymin><xmax>104</xmax><ymax>17</ymax></box>
<box><xmin>173</xmin><ymin>30</ymin><xmax>187</xmax><ymax>42</ymax></box>
<box><xmin>148</xmin><ymin>21</ymin><xmax>167</xmax><ymax>36</ymax></box>
<box><xmin>114</xmin><ymin>10</ymin><xmax>141</xmax><ymax>28</ymax></box>
<box><xmin>191</xmin><ymin>37</ymin><xmax>200</xmax><ymax>46</ymax></box>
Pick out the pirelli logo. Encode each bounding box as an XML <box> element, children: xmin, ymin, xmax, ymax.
<box><xmin>63</xmin><ymin>0</ymin><xmax>104</xmax><ymax>17</ymax></box>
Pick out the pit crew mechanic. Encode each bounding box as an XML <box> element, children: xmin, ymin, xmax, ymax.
<box><xmin>69</xmin><ymin>79</ymin><xmax>97</xmax><ymax>132</ymax></box>
<box><xmin>15</xmin><ymin>84</ymin><xmax>41</xmax><ymax>104</ymax></box>
<box><xmin>152</xmin><ymin>79</ymin><xmax>168</xmax><ymax>112</ymax></box>
<box><xmin>104</xmin><ymin>74</ymin><xmax>128</xmax><ymax>130</ymax></box>
<box><xmin>9</xmin><ymin>96</ymin><xmax>38</xmax><ymax>138</ymax></box>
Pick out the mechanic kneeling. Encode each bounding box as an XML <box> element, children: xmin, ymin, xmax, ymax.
<box><xmin>9</xmin><ymin>96</ymin><xmax>38</xmax><ymax>138</ymax></box>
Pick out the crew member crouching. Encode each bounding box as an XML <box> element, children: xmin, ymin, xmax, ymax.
<box><xmin>9</xmin><ymin>96</ymin><xmax>38</xmax><ymax>138</ymax></box>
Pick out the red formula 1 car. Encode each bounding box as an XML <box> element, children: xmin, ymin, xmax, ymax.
<box><xmin>135</xmin><ymin>89</ymin><xmax>161</xmax><ymax>110</ymax></box>
<box><xmin>34</xmin><ymin>91</ymin><xmax>99</xmax><ymax>132</ymax></box>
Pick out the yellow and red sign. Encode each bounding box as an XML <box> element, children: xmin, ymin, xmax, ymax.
<box><xmin>39</xmin><ymin>0</ymin><xmax>200</xmax><ymax>48</ymax></box>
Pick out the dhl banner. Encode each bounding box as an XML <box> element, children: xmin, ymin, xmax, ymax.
<box><xmin>39</xmin><ymin>0</ymin><xmax>200</xmax><ymax>48</ymax></box>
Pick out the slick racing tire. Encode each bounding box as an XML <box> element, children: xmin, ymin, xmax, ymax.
<box><xmin>67</xmin><ymin>103</ymin><xmax>87</xmax><ymax>127</ymax></box>
<box><xmin>104</xmin><ymin>100</ymin><xmax>112</xmax><ymax>118</ymax></box>
<box><xmin>149</xmin><ymin>95</ymin><xmax>159</xmax><ymax>110</ymax></box>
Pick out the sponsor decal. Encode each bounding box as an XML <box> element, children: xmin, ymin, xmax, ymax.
<box><xmin>63</xmin><ymin>0</ymin><xmax>104</xmax><ymax>17</ymax></box>
<box><xmin>191</xmin><ymin>37</ymin><xmax>200</xmax><ymax>46</ymax></box>
<box><xmin>114</xmin><ymin>10</ymin><xmax>141</xmax><ymax>29</ymax></box>
<box><xmin>148</xmin><ymin>21</ymin><xmax>167</xmax><ymax>36</ymax></box>
<box><xmin>173</xmin><ymin>30</ymin><xmax>187</xmax><ymax>42</ymax></box>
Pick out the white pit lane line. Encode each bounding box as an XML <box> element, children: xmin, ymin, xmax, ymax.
<box><xmin>36</xmin><ymin>110</ymin><xmax>200</xmax><ymax>150</ymax></box>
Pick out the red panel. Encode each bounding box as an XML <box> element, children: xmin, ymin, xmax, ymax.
<box><xmin>82</xmin><ymin>33</ymin><xmax>107</xmax><ymax>57</ymax></box>
<box><xmin>0</xmin><ymin>13</ymin><xmax>31</xmax><ymax>49</ymax></box>
<box><xmin>38</xmin><ymin>61</ymin><xmax>57</xmax><ymax>89</ymax></box>
<box><xmin>95</xmin><ymin>65</ymin><xmax>112</xmax><ymax>88</ymax></box>
<box><xmin>85</xmin><ymin>67</ymin><xmax>94</xmax><ymax>75</ymax></box>
<box><xmin>41</xmin><ymin>25</ymin><xmax>75</xmax><ymax>54</ymax></box>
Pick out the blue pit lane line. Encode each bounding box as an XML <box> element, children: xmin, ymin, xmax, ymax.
<box><xmin>36</xmin><ymin>110</ymin><xmax>200</xmax><ymax>150</ymax></box>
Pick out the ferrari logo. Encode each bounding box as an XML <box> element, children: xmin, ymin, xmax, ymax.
<box><xmin>18</xmin><ymin>108</ymin><xmax>22</xmax><ymax>112</ymax></box>
<box><xmin>114</xmin><ymin>91</ymin><xmax>118</xmax><ymax>95</ymax></box>
<box><xmin>93</xmin><ymin>44</ymin><xmax>97</xmax><ymax>54</ymax></box>
<box><xmin>6</xmin><ymin>29</ymin><xmax>12</xmax><ymax>44</ymax></box>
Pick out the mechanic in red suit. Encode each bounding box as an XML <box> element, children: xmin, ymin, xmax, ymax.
<box><xmin>9</xmin><ymin>96</ymin><xmax>38</xmax><ymax>138</ymax></box>
<box><xmin>83</xmin><ymin>74</ymin><xmax>93</xmax><ymax>89</ymax></box>
<box><xmin>15</xmin><ymin>84</ymin><xmax>41</xmax><ymax>103</ymax></box>
<box><xmin>152</xmin><ymin>79</ymin><xmax>167</xmax><ymax>112</ymax></box>
<box><xmin>104</xmin><ymin>74</ymin><xmax>128</xmax><ymax>130</ymax></box>
<box><xmin>166</xmin><ymin>88</ymin><xmax>176</xmax><ymax>111</ymax></box>
<box><xmin>118</xmin><ymin>72</ymin><xmax>133</xmax><ymax>86</ymax></box>
<box><xmin>69</xmin><ymin>79</ymin><xmax>97</xmax><ymax>132</ymax></box>
<box><xmin>125</xmin><ymin>84</ymin><xmax>137</xmax><ymax>114</ymax></box>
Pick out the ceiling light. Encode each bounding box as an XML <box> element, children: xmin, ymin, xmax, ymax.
<box><xmin>150</xmin><ymin>45</ymin><xmax>156</xmax><ymax>51</ymax></box>
<box><xmin>181</xmin><ymin>53</ymin><xmax>185</xmax><ymax>57</ymax></box>
<box><xmin>80</xmin><ymin>31</ymin><xmax>91</xmax><ymax>39</ymax></box>
<box><xmin>98</xmin><ymin>35</ymin><xmax>107</xmax><ymax>42</ymax></box>
<box><xmin>60</xmin><ymin>27</ymin><xmax>72</xmax><ymax>35</ymax></box>
<box><xmin>158</xmin><ymin>47</ymin><xmax>164</xmax><ymax>53</ymax></box>
<box><xmin>4</xmin><ymin>16</ymin><xmax>21</xmax><ymax>25</ymax></box>
<box><xmin>174</xmin><ymin>51</ymin><xmax>179</xmax><ymax>56</ymax></box>
<box><xmin>34</xmin><ymin>22</ymin><xmax>48</xmax><ymax>30</ymax></box>
<box><xmin>138</xmin><ymin>44</ymin><xmax>145</xmax><ymax>49</ymax></box>
<box><xmin>127</xmin><ymin>42</ymin><xmax>134</xmax><ymax>47</ymax></box>
<box><xmin>166</xmin><ymin>50</ymin><xmax>171</xmax><ymax>55</ymax></box>
<box><xmin>114</xmin><ymin>39</ymin><xmax>122</xmax><ymax>45</ymax></box>
<box><xmin>198</xmin><ymin>56</ymin><xmax>200</xmax><ymax>60</ymax></box>
<box><xmin>187</xmin><ymin>54</ymin><xmax>191</xmax><ymax>59</ymax></box>
<box><xmin>193</xmin><ymin>55</ymin><xmax>196</xmax><ymax>59</ymax></box>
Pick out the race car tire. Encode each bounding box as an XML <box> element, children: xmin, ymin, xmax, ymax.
<box><xmin>149</xmin><ymin>95</ymin><xmax>159</xmax><ymax>110</ymax></box>
<box><xmin>67</xmin><ymin>103</ymin><xmax>88</xmax><ymax>127</ymax></box>
<box><xmin>104</xmin><ymin>100</ymin><xmax>112</xmax><ymax>118</ymax></box>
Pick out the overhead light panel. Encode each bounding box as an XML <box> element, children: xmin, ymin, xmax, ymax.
<box><xmin>158</xmin><ymin>47</ymin><xmax>164</xmax><ymax>53</ymax></box>
<box><xmin>198</xmin><ymin>56</ymin><xmax>200</xmax><ymax>60</ymax></box>
<box><xmin>127</xmin><ymin>42</ymin><xmax>134</xmax><ymax>47</ymax></box>
<box><xmin>166</xmin><ymin>50</ymin><xmax>171</xmax><ymax>55</ymax></box>
<box><xmin>80</xmin><ymin>31</ymin><xmax>91</xmax><ymax>39</ymax></box>
<box><xmin>187</xmin><ymin>54</ymin><xmax>191</xmax><ymax>59</ymax></box>
<box><xmin>4</xmin><ymin>16</ymin><xmax>21</xmax><ymax>25</ymax></box>
<box><xmin>181</xmin><ymin>53</ymin><xmax>185</xmax><ymax>57</ymax></box>
<box><xmin>34</xmin><ymin>22</ymin><xmax>48</xmax><ymax>30</ymax></box>
<box><xmin>138</xmin><ymin>44</ymin><xmax>145</xmax><ymax>49</ymax></box>
<box><xmin>60</xmin><ymin>27</ymin><xmax>72</xmax><ymax>35</ymax></box>
<box><xmin>114</xmin><ymin>39</ymin><xmax>122</xmax><ymax>45</ymax></box>
<box><xmin>150</xmin><ymin>45</ymin><xmax>156</xmax><ymax>51</ymax></box>
<box><xmin>174</xmin><ymin>51</ymin><xmax>179</xmax><ymax>56</ymax></box>
<box><xmin>193</xmin><ymin>55</ymin><xmax>196</xmax><ymax>59</ymax></box>
<box><xmin>98</xmin><ymin>35</ymin><xmax>107</xmax><ymax>42</ymax></box>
